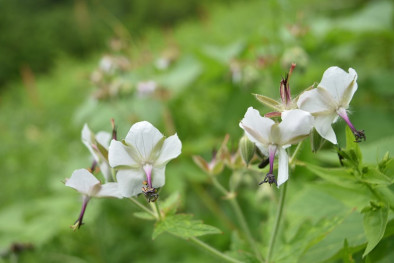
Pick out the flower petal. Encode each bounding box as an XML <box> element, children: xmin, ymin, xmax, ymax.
<box><xmin>124</xmin><ymin>121</ymin><xmax>164</xmax><ymax>161</ymax></box>
<box><xmin>116</xmin><ymin>169</ymin><xmax>145</xmax><ymax>197</ymax></box>
<box><xmin>81</xmin><ymin>124</ymin><xmax>97</xmax><ymax>159</ymax></box>
<box><xmin>318</xmin><ymin>67</ymin><xmax>358</xmax><ymax>107</ymax></box>
<box><xmin>66</xmin><ymin>169</ymin><xmax>100</xmax><ymax>196</ymax></box>
<box><xmin>277</xmin><ymin>148</ymin><xmax>289</xmax><ymax>187</ymax></box>
<box><xmin>297</xmin><ymin>87</ymin><xmax>335</xmax><ymax>114</ymax></box>
<box><xmin>96</xmin><ymin>183</ymin><xmax>123</xmax><ymax>199</ymax></box>
<box><xmin>96</xmin><ymin>131</ymin><xmax>111</xmax><ymax>150</ymax></box>
<box><xmin>279</xmin><ymin>109</ymin><xmax>313</xmax><ymax>145</ymax></box>
<box><xmin>152</xmin><ymin>166</ymin><xmax>166</xmax><ymax>188</ymax></box>
<box><xmin>155</xmin><ymin>134</ymin><xmax>182</xmax><ymax>166</ymax></box>
<box><xmin>108</xmin><ymin>140</ymin><xmax>139</xmax><ymax>168</ymax></box>
<box><xmin>239</xmin><ymin>107</ymin><xmax>274</xmax><ymax>146</ymax></box>
<box><xmin>313</xmin><ymin>114</ymin><xmax>338</xmax><ymax>144</ymax></box>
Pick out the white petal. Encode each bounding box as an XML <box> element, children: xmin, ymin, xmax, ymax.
<box><xmin>96</xmin><ymin>131</ymin><xmax>111</xmax><ymax>150</ymax></box>
<box><xmin>81</xmin><ymin>124</ymin><xmax>97</xmax><ymax>160</ymax></box>
<box><xmin>96</xmin><ymin>183</ymin><xmax>123</xmax><ymax>199</ymax></box>
<box><xmin>155</xmin><ymin>134</ymin><xmax>182</xmax><ymax>165</ymax></box>
<box><xmin>152</xmin><ymin>166</ymin><xmax>166</xmax><ymax>188</ymax></box>
<box><xmin>239</xmin><ymin>107</ymin><xmax>274</xmax><ymax>146</ymax></box>
<box><xmin>313</xmin><ymin>114</ymin><xmax>338</xmax><ymax>144</ymax></box>
<box><xmin>116</xmin><ymin>169</ymin><xmax>145</xmax><ymax>197</ymax></box>
<box><xmin>65</xmin><ymin>169</ymin><xmax>100</xmax><ymax>196</ymax></box>
<box><xmin>124</xmin><ymin>121</ymin><xmax>164</xmax><ymax>161</ymax></box>
<box><xmin>278</xmin><ymin>109</ymin><xmax>313</xmax><ymax>145</ymax></box>
<box><xmin>318</xmin><ymin>67</ymin><xmax>358</xmax><ymax>107</ymax></box>
<box><xmin>297</xmin><ymin>87</ymin><xmax>335</xmax><ymax>114</ymax></box>
<box><xmin>277</xmin><ymin>148</ymin><xmax>289</xmax><ymax>187</ymax></box>
<box><xmin>108</xmin><ymin>140</ymin><xmax>139</xmax><ymax>168</ymax></box>
<box><xmin>98</xmin><ymin>161</ymin><xmax>113</xmax><ymax>183</ymax></box>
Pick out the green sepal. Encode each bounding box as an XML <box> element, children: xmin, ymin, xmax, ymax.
<box><xmin>254</xmin><ymin>94</ymin><xmax>281</xmax><ymax>111</ymax></box>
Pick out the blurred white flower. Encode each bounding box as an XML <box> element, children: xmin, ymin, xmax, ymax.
<box><xmin>137</xmin><ymin>80</ymin><xmax>157</xmax><ymax>97</ymax></box>
<box><xmin>108</xmin><ymin>121</ymin><xmax>182</xmax><ymax>199</ymax></box>
<box><xmin>82</xmin><ymin>124</ymin><xmax>113</xmax><ymax>182</ymax></box>
<box><xmin>297</xmin><ymin>66</ymin><xmax>365</xmax><ymax>144</ymax></box>
<box><xmin>239</xmin><ymin>107</ymin><xmax>313</xmax><ymax>186</ymax></box>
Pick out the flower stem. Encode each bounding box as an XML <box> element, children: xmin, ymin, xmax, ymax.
<box><xmin>212</xmin><ymin>177</ymin><xmax>263</xmax><ymax>262</ymax></box>
<box><xmin>129</xmin><ymin>197</ymin><xmax>156</xmax><ymax>218</ymax></box>
<box><xmin>266</xmin><ymin>181</ymin><xmax>288</xmax><ymax>263</ymax></box>
<box><xmin>289</xmin><ymin>141</ymin><xmax>303</xmax><ymax>165</ymax></box>
<box><xmin>189</xmin><ymin>236</ymin><xmax>244</xmax><ymax>263</ymax></box>
<box><xmin>154</xmin><ymin>201</ymin><xmax>163</xmax><ymax>221</ymax></box>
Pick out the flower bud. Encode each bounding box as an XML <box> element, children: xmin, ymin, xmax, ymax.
<box><xmin>239</xmin><ymin>135</ymin><xmax>255</xmax><ymax>166</ymax></box>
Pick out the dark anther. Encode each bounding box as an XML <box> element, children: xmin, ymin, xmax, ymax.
<box><xmin>353</xmin><ymin>130</ymin><xmax>366</xmax><ymax>143</ymax></box>
<box><xmin>258</xmin><ymin>158</ymin><xmax>269</xmax><ymax>169</ymax></box>
<box><xmin>142</xmin><ymin>186</ymin><xmax>159</xmax><ymax>203</ymax></box>
<box><xmin>259</xmin><ymin>173</ymin><xmax>277</xmax><ymax>186</ymax></box>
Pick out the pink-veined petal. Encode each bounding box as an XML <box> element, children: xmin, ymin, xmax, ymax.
<box><xmin>239</xmin><ymin>107</ymin><xmax>274</xmax><ymax>146</ymax></box>
<box><xmin>96</xmin><ymin>183</ymin><xmax>123</xmax><ymax>199</ymax></box>
<box><xmin>152</xmin><ymin>166</ymin><xmax>166</xmax><ymax>189</ymax></box>
<box><xmin>155</xmin><ymin>134</ymin><xmax>182</xmax><ymax>166</ymax></box>
<box><xmin>313</xmin><ymin>114</ymin><xmax>338</xmax><ymax>144</ymax></box>
<box><xmin>116</xmin><ymin>169</ymin><xmax>145</xmax><ymax>198</ymax></box>
<box><xmin>124</xmin><ymin>121</ymin><xmax>164</xmax><ymax>161</ymax></box>
<box><xmin>279</xmin><ymin>109</ymin><xmax>313</xmax><ymax>145</ymax></box>
<box><xmin>108</xmin><ymin>140</ymin><xmax>139</xmax><ymax>168</ymax></box>
<box><xmin>66</xmin><ymin>169</ymin><xmax>100</xmax><ymax>196</ymax></box>
<box><xmin>297</xmin><ymin>87</ymin><xmax>335</xmax><ymax>114</ymax></box>
<box><xmin>318</xmin><ymin>67</ymin><xmax>358</xmax><ymax>107</ymax></box>
<box><xmin>277</xmin><ymin>148</ymin><xmax>289</xmax><ymax>187</ymax></box>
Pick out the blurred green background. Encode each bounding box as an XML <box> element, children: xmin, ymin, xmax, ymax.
<box><xmin>1</xmin><ymin>0</ymin><xmax>393</xmax><ymax>262</ymax></box>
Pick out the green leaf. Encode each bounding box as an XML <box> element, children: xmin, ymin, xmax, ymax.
<box><xmin>303</xmin><ymin>163</ymin><xmax>358</xmax><ymax>189</ymax></box>
<box><xmin>362</xmin><ymin>202</ymin><xmax>389</xmax><ymax>257</ymax></box>
<box><xmin>160</xmin><ymin>192</ymin><xmax>181</xmax><ymax>216</ymax></box>
<box><xmin>345</xmin><ymin>126</ymin><xmax>362</xmax><ymax>166</ymax></box>
<box><xmin>360</xmin><ymin>166</ymin><xmax>393</xmax><ymax>186</ymax></box>
<box><xmin>152</xmin><ymin>214</ymin><xmax>222</xmax><ymax>240</ymax></box>
<box><xmin>133</xmin><ymin>212</ymin><xmax>156</xmax><ymax>221</ymax></box>
<box><xmin>254</xmin><ymin>94</ymin><xmax>281</xmax><ymax>111</ymax></box>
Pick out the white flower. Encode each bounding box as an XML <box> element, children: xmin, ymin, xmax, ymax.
<box><xmin>65</xmin><ymin>169</ymin><xmax>122</xmax><ymax>199</ymax></box>
<box><xmin>108</xmin><ymin>121</ymin><xmax>182</xmax><ymax>198</ymax></box>
<box><xmin>82</xmin><ymin>124</ymin><xmax>112</xmax><ymax>182</ymax></box>
<box><xmin>65</xmin><ymin>169</ymin><xmax>122</xmax><ymax>230</ymax></box>
<box><xmin>239</xmin><ymin>107</ymin><xmax>313</xmax><ymax>186</ymax></box>
<box><xmin>297</xmin><ymin>66</ymin><xmax>365</xmax><ymax>144</ymax></box>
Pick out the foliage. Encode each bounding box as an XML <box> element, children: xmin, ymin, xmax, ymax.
<box><xmin>0</xmin><ymin>0</ymin><xmax>393</xmax><ymax>262</ymax></box>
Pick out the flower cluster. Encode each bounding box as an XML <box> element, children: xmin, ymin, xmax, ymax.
<box><xmin>65</xmin><ymin>121</ymin><xmax>182</xmax><ymax>229</ymax></box>
<box><xmin>240</xmin><ymin>65</ymin><xmax>364</xmax><ymax>187</ymax></box>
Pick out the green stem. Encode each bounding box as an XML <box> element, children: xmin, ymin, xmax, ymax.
<box><xmin>289</xmin><ymin>141</ymin><xmax>303</xmax><ymax>165</ymax></box>
<box><xmin>154</xmin><ymin>201</ymin><xmax>163</xmax><ymax>221</ymax></box>
<box><xmin>189</xmin><ymin>236</ymin><xmax>244</xmax><ymax>263</ymax></box>
<box><xmin>211</xmin><ymin>177</ymin><xmax>263</xmax><ymax>262</ymax></box>
<box><xmin>129</xmin><ymin>197</ymin><xmax>156</xmax><ymax>218</ymax></box>
<box><xmin>266</xmin><ymin>181</ymin><xmax>288</xmax><ymax>263</ymax></box>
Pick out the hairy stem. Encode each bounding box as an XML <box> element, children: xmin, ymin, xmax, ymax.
<box><xmin>189</xmin><ymin>236</ymin><xmax>244</xmax><ymax>263</ymax></box>
<box><xmin>212</xmin><ymin>177</ymin><xmax>263</xmax><ymax>262</ymax></box>
<box><xmin>129</xmin><ymin>197</ymin><xmax>156</xmax><ymax>218</ymax></box>
<box><xmin>266</xmin><ymin>181</ymin><xmax>287</xmax><ymax>263</ymax></box>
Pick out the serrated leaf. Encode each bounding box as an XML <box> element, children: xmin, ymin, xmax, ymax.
<box><xmin>133</xmin><ymin>212</ymin><xmax>156</xmax><ymax>221</ymax></box>
<box><xmin>303</xmin><ymin>163</ymin><xmax>358</xmax><ymax>189</ymax></box>
<box><xmin>362</xmin><ymin>203</ymin><xmax>389</xmax><ymax>257</ymax></box>
<box><xmin>345</xmin><ymin>126</ymin><xmax>362</xmax><ymax>165</ymax></box>
<box><xmin>360</xmin><ymin>166</ymin><xmax>393</xmax><ymax>186</ymax></box>
<box><xmin>254</xmin><ymin>94</ymin><xmax>281</xmax><ymax>111</ymax></box>
<box><xmin>152</xmin><ymin>214</ymin><xmax>222</xmax><ymax>240</ymax></box>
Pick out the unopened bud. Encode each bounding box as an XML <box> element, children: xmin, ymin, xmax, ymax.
<box><xmin>240</xmin><ymin>135</ymin><xmax>255</xmax><ymax>166</ymax></box>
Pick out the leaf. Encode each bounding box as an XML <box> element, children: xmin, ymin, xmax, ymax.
<box><xmin>160</xmin><ymin>192</ymin><xmax>181</xmax><ymax>216</ymax></box>
<box><xmin>133</xmin><ymin>212</ymin><xmax>156</xmax><ymax>221</ymax></box>
<box><xmin>152</xmin><ymin>214</ymin><xmax>222</xmax><ymax>240</ymax></box>
<box><xmin>343</xmin><ymin>126</ymin><xmax>362</xmax><ymax>168</ymax></box>
<box><xmin>362</xmin><ymin>202</ymin><xmax>389</xmax><ymax>257</ymax></box>
<box><xmin>303</xmin><ymin>162</ymin><xmax>358</xmax><ymax>189</ymax></box>
<box><xmin>360</xmin><ymin>166</ymin><xmax>393</xmax><ymax>186</ymax></box>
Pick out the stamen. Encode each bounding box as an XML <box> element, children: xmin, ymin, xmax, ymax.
<box><xmin>337</xmin><ymin>108</ymin><xmax>366</xmax><ymax>143</ymax></box>
<box><xmin>259</xmin><ymin>145</ymin><xmax>278</xmax><ymax>186</ymax></box>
